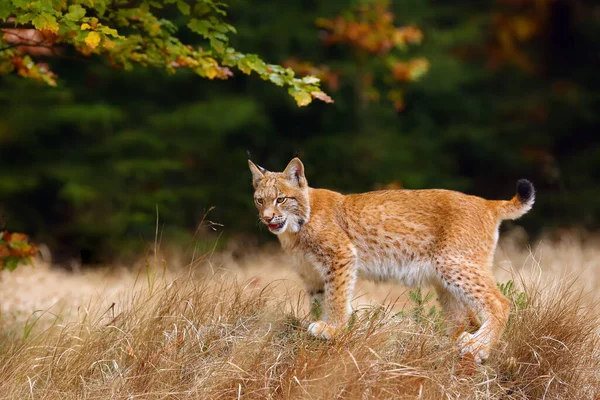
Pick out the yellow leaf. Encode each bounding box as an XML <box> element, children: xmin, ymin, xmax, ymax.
<box><xmin>205</xmin><ymin>67</ymin><xmax>218</xmax><ymax>79</ymax></box>
<box><xmin>293</xmin><ymin>91</ymin><xmax>312</xmax><ymax>107</ymax></box>
<box><xmin>81</xmin><ymin>23</ymin><xmax>91</xmax><ymax>30</ymax></box>
<box><xmin>85</xmin><ymin>32</ymin><xmax>101</xmax><ymax>49</ymax></box>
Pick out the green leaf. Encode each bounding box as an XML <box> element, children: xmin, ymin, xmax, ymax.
<box><xmin>0</xmin><ymin>1</ymin><xmax>15</xmax><ymax>19</ymax></box>
<box><xmin>39</xmin><ymin>0</ymin><xmax>55</xmax><ymax>13</ymax></box>
<box><xmin>269</xmin><ymin>73</ymin><xmax>285</xmax><ymax>86</ymax></box>
<box><xmin>210</xmin><ymin>37</ymin><xmax>225</xmax><ymax>54</ymax></box>
<box><xmin>12</xmin><ymin>0</ymin><xmax>31</xmax><ymax>9</ymax></box>
<box><xmin>188</xmin><ymin>18</ymin><xmax>211</xmax><ymax>36</ymax></box>
<box><xmin>64</xmin><ymin>4</ymin><xmax>86</xmax><ymax>21</ymax></box>
<box><xmin>15</xmin><ymin>12</ymin><xmax>35</xmax><ymax>25</ymax></box>
<box><xmin>237</xmin><ymin>59</ymin><xmax>251</xmax><ymax>75</ymax></box>
<box><xmin>176</xmin><ymin>0</ymin><xmax>190</xmax><ymax>15</ymax></box>
<box><xmin>223</xmin><ymin>23</ymin><xmax>236</xmax><ymax>34</ymax></box>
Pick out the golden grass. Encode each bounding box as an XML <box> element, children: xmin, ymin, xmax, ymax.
<box><xmin>0</xmin><ymin>232</ymin><xmax>599</xmax><ymax>399</ymax></box>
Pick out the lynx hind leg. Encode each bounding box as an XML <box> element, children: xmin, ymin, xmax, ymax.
<box><xmin>456</xmin><ymin>285</ymin><xmax>510</xmax><ymax>363</ymax></box>
<box><xmin>437</xmin><ymin>262</ymin><xmax>510</xmax><ymax>363</ymax></box>
<box><xmin>435</xmin><ymin>285</ymin><xmax>480</xmax><ymax>339</ymax></box>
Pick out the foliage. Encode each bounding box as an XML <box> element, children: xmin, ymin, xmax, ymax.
<box><xmin>0</xmin><ymin>231</ymin><xmax>38</xmax><ymax>271</ymax></box>
<box><xmin>498</xmin><ymin>280</ymin><xmax>528</xmax><ymax>311</ymax></box>
<box><xmin>286</xmin><ymin>0</ymin><xmax>428</xmax><ymax>111</ymax></box>
<box><xmin>0</xmin><ymin>0</ymin><xmax>332</xmax><ymax>106</ymax></box>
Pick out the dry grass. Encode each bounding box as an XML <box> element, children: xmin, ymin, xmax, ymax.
<box><xmin>0</xmin><ymin>231</ymin><xmax>599</xmax><ymax>399</ymax></box>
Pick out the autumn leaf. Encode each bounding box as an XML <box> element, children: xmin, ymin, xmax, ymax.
<box><xmin>85</xmin><ymin>31</ymin><xmax>101</xmax><ymax>49</ymax></box>
<box><xmin>0</xmin><ymin>231</ymin><xmax>38</xmax><ymax>271</ymax></box>
<box><xmin>311</xmin><ymin>91</ymin><xmax>334</xmax><ymax>103</ymax></box>
<box><xmin>102</xmin><ymin>38</ymin><xmax>115</xmax><ymax>49</ymax></box>
<box><xmin>6</xmin><ymin>232</ymin><xmax>27</xmax><ymax>242</ymax></box>
<box><xmin>310</xmin><ymin>1</ymin><xmax>426</xmax><ymax>110</ymax></box>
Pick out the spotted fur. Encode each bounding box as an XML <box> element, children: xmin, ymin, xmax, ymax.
<box><xmin>248</xmin><ymin>157</ymin><xmax>535</xmax><ymax>362</ymax></box>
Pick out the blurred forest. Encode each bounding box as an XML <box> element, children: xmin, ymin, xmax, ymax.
<box><xmin>0</xmin><ymin>0</ymin><xmax>598</xmax><ymax>264</ymax></box>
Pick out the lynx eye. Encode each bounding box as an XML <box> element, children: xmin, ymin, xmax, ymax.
<box><xmin>276</xmin><ymin>197</ymin><xmax>287</xmax><ymax>204</ymax></box>
<box><xmin>255</xmin><ymin>198</ymin><xmax>264</xmax><ymax>205</ymax></box>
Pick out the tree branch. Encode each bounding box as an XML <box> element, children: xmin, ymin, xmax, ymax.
<box><xmin>0</xmin><ymin>43</ymin><xmax>60</xmax><ymax>53</ymax></box>
<box><xmin>0</xmin><ymin>22</ymin><xmax>35</xmax><ymax>30</ymax></box>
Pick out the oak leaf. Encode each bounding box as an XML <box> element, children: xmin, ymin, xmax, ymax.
<box><xmin>85</xmin><ymin>31</ymin><xmax>101</xmax><ymax>49</ymax></box>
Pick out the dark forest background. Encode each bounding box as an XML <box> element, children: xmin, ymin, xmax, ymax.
<box><xmin>0</xmin><ymin>0</ymin><xmax>598</xmax><ymax>264</ymax></box>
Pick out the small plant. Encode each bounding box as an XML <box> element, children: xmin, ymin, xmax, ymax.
<box><xmin>497</xmin><ymin>280</ymin><xmax>528</xmax><ymax>310</ymax></box>
<box><xmin>310</xmin><ymin>297</ymin><xmax>323</xmax><ymax>320</ymax></box>
<box><xmin>396</xmin><ymin>287</ymin><xmax>443</xmax><ymax>330</ymax></box>
<box><xmin>0</xmin><ymin>231</ymin><xmax>39</xmax><ymax>272</ymax></box>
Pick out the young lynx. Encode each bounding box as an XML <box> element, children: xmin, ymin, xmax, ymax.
<box><xmin>248</xmin><ymin>157</ymin><xmax>534</xmax><ymax>362</ymax></box>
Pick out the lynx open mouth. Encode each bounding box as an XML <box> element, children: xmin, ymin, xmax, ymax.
<box><xmin>267</xmin><ymin>221</ymin><xmax>285</xmax><ymax>231</ymax></box>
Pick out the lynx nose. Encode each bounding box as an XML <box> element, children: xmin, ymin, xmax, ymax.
<box><xmin>262</xmin><ymin>215</ymin><xmax>274</xmax><ymax>223</ymax></box>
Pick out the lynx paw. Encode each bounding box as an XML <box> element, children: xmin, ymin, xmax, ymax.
<box><xmin>457</xmin><ymin>332</ymin><xmax>490</xmax><ymax>364</ymax></box>
<box><xmin>307</xmin><ymin>321</ymin><xmax>337</xmax><ymax>339</ymax></box>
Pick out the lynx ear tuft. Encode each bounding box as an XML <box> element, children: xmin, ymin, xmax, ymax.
<box><xmin>248</xmin><ymin>159</ymin><xmax>266</xmax><ymax>188</ymax></box>
<box><xmin>246</xmin><ymin>151</ymin><xmax>267</xmax><ymax>174</ymax></box>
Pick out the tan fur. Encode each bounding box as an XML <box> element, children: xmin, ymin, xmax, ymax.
<box><xmin>248</xmin><ymin>158</ymin><xmax>535</xmax><ymax>362</ymax></box>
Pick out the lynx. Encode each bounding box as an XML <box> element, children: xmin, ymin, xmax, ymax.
<box><xmin>248</xmin><ymin>157</ymin><xmax>534</xmax><ymax>362</ymax></box>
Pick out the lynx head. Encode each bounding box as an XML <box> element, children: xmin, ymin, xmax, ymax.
<box><xmin>248</xmin><ymin>157</ymin><xmax>311</xmax><ymax>235</ymax></box>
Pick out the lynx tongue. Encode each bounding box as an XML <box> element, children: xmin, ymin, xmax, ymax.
<box><xmin>268</xmin><ymin>222</ymin><xmax>283</xmax><ymax>230</ymax></box>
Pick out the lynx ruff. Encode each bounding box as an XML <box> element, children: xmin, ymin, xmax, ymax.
<box><xmin>248</xmin><ymin>157</ymin><xmax>534</xmax><ymax>363</ymax></box>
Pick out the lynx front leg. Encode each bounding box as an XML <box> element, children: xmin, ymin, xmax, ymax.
<box><xmin>308</xmin><ymin>252</ymin><xmax>357</xmax><ymax>340</ymax></box>
<box><xmin>294</xmin><ymin>261</ymin><xmax>326</xmax><ymax>320</ymax></box>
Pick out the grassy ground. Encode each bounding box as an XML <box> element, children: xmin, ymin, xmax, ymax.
<box><xmin>0</xmin><ymin>230</ymin><xmax>598</xmax><ymax>399</ymax></box>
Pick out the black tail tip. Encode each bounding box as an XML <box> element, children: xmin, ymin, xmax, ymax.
<box><xmin>516</xmin><ymin>179</ymin><xmax>535</xmax><ymax>202</ymax></box>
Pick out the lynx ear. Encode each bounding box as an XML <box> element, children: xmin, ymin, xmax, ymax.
<box><xmin>248</xmin><ymin>159</ymin><xmax>267</xmax><ymax>188</ymax></box>
<box><xmin>283</xmin><ymin>157</ymin><xmax>307</xmax><ymax>187</ymax></box>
